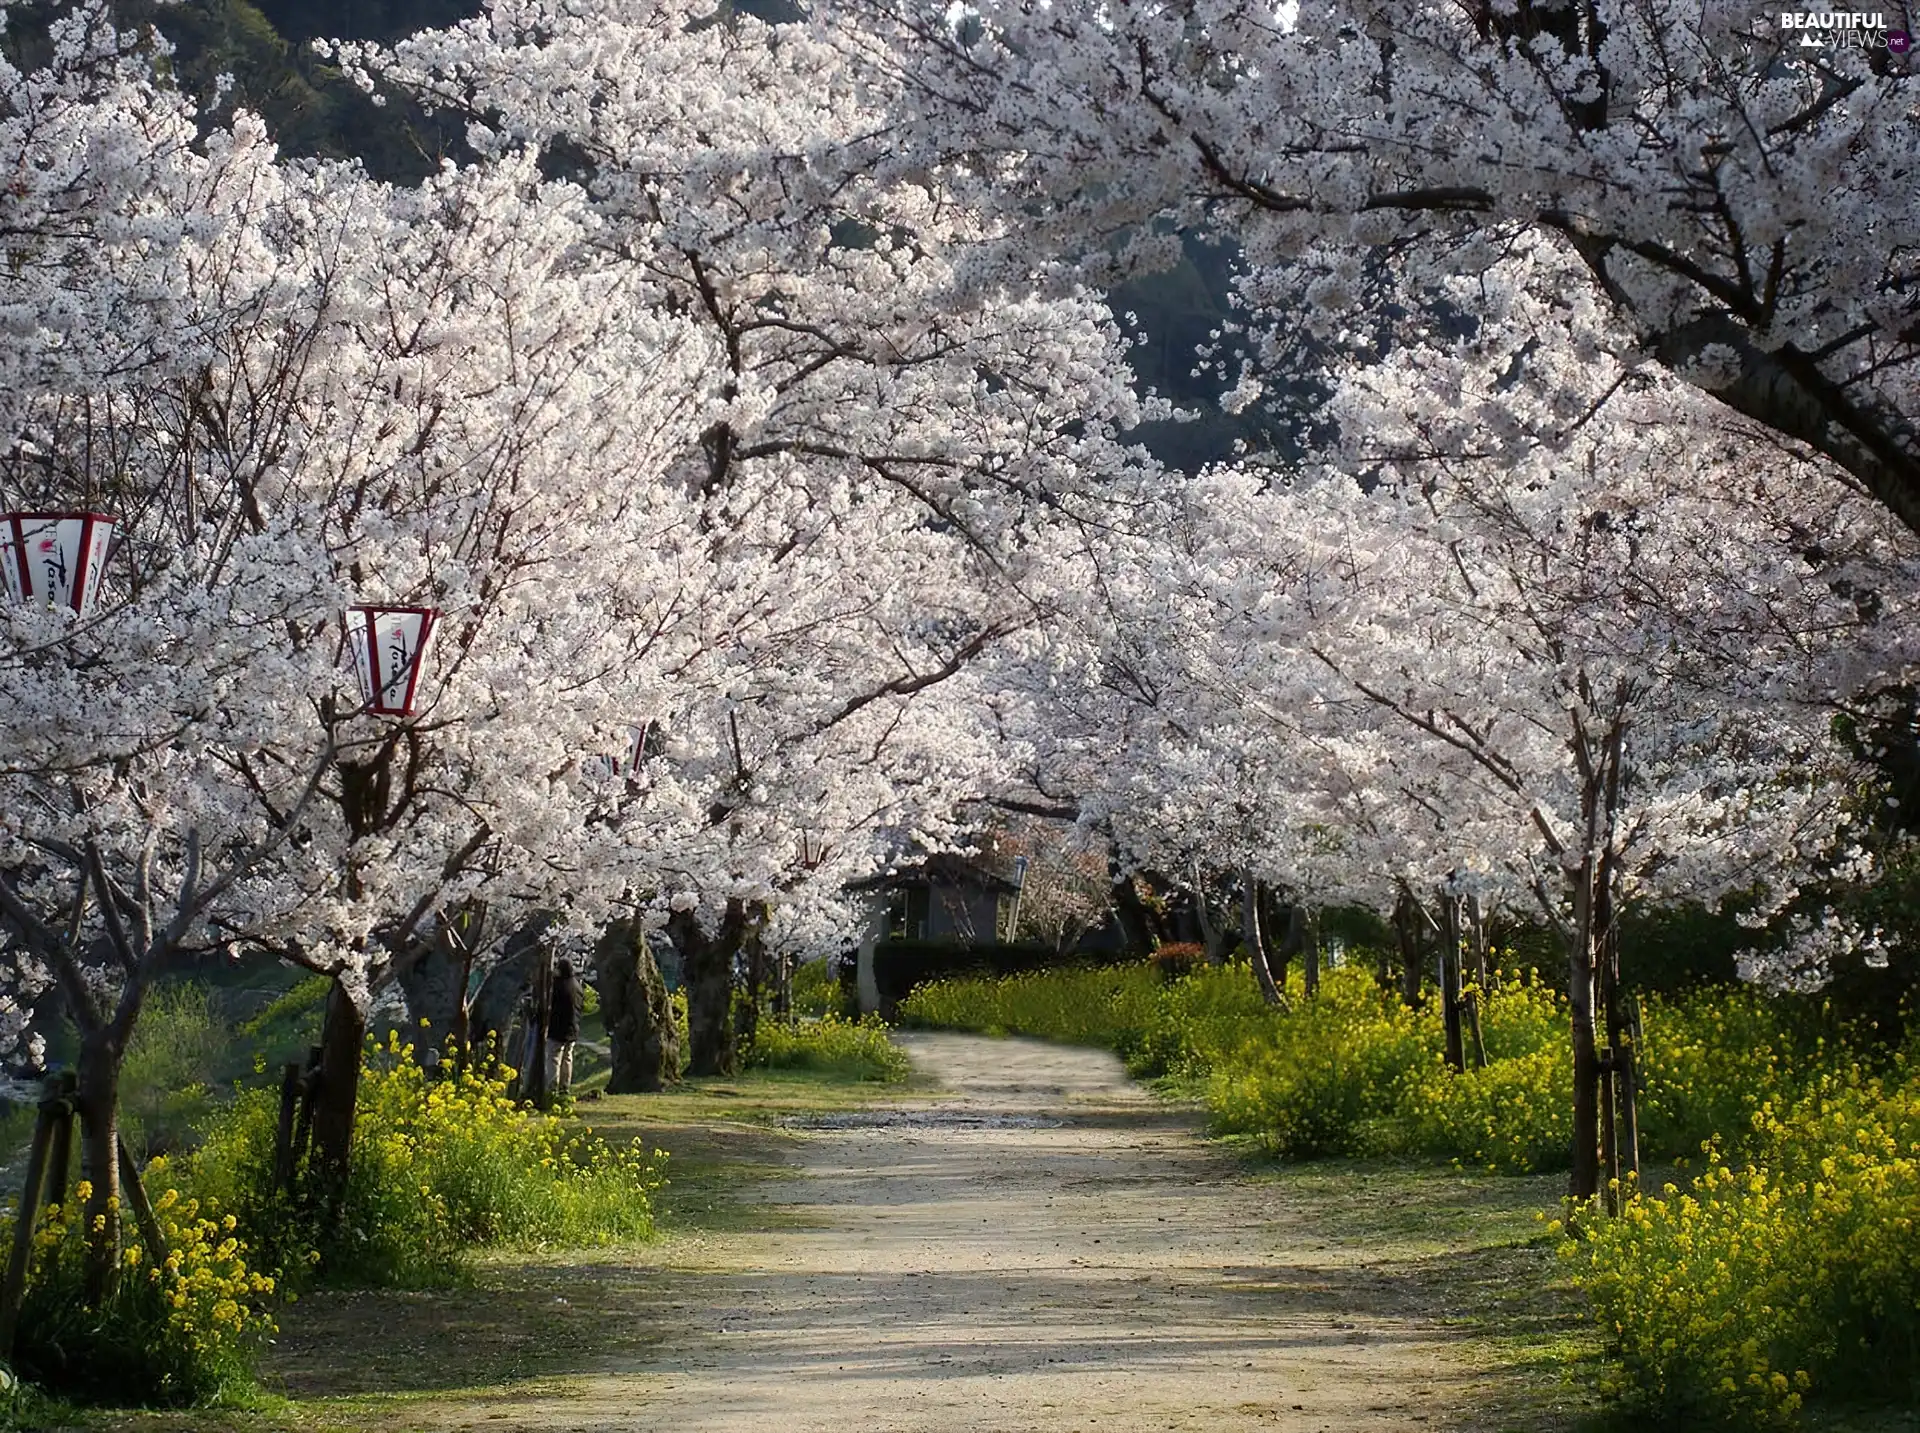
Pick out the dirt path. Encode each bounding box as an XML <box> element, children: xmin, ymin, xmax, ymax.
<box><xmin>365</xmin><ymin>1032</ymin><xmax>1520</xmax><ymax>1433</ymax></box>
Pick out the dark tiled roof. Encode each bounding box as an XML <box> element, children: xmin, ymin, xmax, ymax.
<box><xmin>846</xmin><ymin>851</ymin><xmax>1022</xmax><ymax>896</ymax></box>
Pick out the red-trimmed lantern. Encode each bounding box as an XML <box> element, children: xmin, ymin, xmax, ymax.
<box><xmin>622</xmin><ymin>722</ymin><xmax>651</xmax><ymax>776</ymax></box>
<box><xmin>1</xmin><ymin>511</ymin><xmax>115</xmax><ymax>614</ymax></box>
<box><xmin>584</xmin><ymin>723</ymin><xmax>651</xmax><ymax>783</ymax></box>
<box><xmin>344</xmin><ymin>605</ymin><xmax>439</xmax><ymax>716</ymax></box>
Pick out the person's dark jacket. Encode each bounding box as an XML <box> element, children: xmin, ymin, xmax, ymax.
<box><xmin>548</xmin><ymin>966</ymin><xmax>584</xmax><ymax>1043</ymax></box>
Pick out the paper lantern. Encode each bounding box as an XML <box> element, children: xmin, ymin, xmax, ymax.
<box><xmin>344</xmin><ymin>605</ymin><xmax>439</xmax><ymax>716</ymax></box>
<box><xmin>584</xmin><ymin>723</ymin><xmax>652</xmax><ymax>782</ymax></box>
<box><xmin>1</xmin><ymin>512</ymin><xmax>115</xmax><ymax>614</ymax></box>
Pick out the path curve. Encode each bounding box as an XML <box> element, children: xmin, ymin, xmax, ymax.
<box><xmin>420</xmin><ymin>1033</ymin><xmax>1496</xmax><ymax>1431</ymax></box>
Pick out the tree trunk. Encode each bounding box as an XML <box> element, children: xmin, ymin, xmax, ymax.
<box><xmin>1239</xmin><ymin>871</ymin><xmax>1284</xmax><ymax>1006</ymax></box>
<box><xmin>1461</xmin><ymin>895</ymin><xmax>1489</xmax><ymax>1070</ymax></box>
<box><xmin>75</xmin><ymin>1034</ymin><xmax>122</xmax><ymax>1303</ymax></box>
<box><xmin>593</xmin><ymin>917</ymin><xmax>679</xmax><ymax>1092</ymax></box>
<box><xmin>1191</xmin><ymin>865</ymin><xmax>1231</xmax><ymax>965</ymax></box>
<box><xmin>1571</xmin><ymin>706</ymin><xmax>1635</xmax><ymax>1211</ymax></box>
<box><xmin>1439</xmin><ymin>896</ymin><xmax>1466</xmax><ymax>1074</ymax></box>
<box><xmin>854</xmin><ymin>900</ymin><xmax>884</xmax><ymax>1015</ymax></box>
<box><xmin>1567</xmin><ymin>870</ymin><xmax>1602</xmax><ymax>1203</ymax></box>
<box><xmin>469</xmin><ymin>917</ymin><xmax>550</xmax><ymax>1067</ymax></box>
<box><xmin>1595</xmin><ymin>868</ymin><xmax>1639</xmax><ymax>1200</ymax></box>
<box><xmin>736</xmin><ymin>907</ymin><xmax>768</xmax><ymax>1052</ymax></box>
<box><xmin>676</xmin><ymin>901</ymin><xmax>746</xmax><ymax>1077</ymax></box>
<box><xmin>310</xmin><ymin>978</ymin><xmax>368</xmax><ymax>1204</ymax></box>
<box><xmin>1110</xmin><ymin>865</ymin><xmax>1157</xmax><ymax>958</ymax></box>
<box><xmin>396</xmin><ymin>937</ymin><xmax>465</xmax><ymax>1068</ymax></box>
<box><xmin>1301</xmin><ymin>909</ymin><xmax>1320</xmax><ymax>998</ymax></box>
<box><xmin>1263</xmin><ymin>888</ymin><xmax>1293</xmax><ymax>990</ymax></box>
<box><xmin>1392</xmin><ymin>888</ymin><xmax>1425</xmax><ymax>1009</ymax></box>
<box><xmin>525</xmin><ymin>945</ymin><xmax>553</xmax><ymax>1109</ymax></box>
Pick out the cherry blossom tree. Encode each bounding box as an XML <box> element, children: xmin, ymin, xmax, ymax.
<box><xmin>349</xmin><ymin>0</ymin><xmax>1159</xmax><ymax>1075</ymax></box>
<box><xmin>852</xmin><ymin>0</ymin><xmax>1920</xmax><ymax>537</ymax></box>
<box><xmin>968</xmin><ymin>219</ymin><xmax>1919</xmax><ymax>1199</ymax></box>
<box><xmin>0</xmin><ymin>2</ymin><xmax>348</xmax><ymax>1289</ymax></box>
<box><xmin>0</xmin><ymin>0</ymin><xmax>726</xmax><ymax>1259</ymax></box>
<box><xmin>230</xmin><ymin>151</ymin><xmax>716</xmax><ymax>1168</ymax></box>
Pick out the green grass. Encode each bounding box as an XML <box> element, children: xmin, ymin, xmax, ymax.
<box><xmin>1222</xmin><ymin>1155</ymin><xmax>1919</xmax><ymax>1433</ymax></box>
<box><xmin>581</xmin><ymin>1062</ymin><xmax>932</xmax><ymax>1233</ymax></box>
<box><xmin>742</xmin><ymin>1013</ymin><xmax>910</xmax><ymax>1081</ymax></box>
<box><xmin>66</xmin><ymin>1055</ymin><xmax>916</xmax><ymax>1431</ymax></box>
<box><xmin>1228</xmin><ymin>1155</ymin><xmax>1601</xmax><ymax>1430</ymax></box>
<box><xmin>120</xmin><ymin>984</ymin><xmax>227</xmax><ymax>1161</ymax></box>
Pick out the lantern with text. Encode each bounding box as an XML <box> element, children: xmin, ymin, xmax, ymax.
<box><xmin>344</xmin><ymin>605</ymin><xmax>439</xmax><ymax>717</ymax></box>
<box><xmin>796</xmin><ymin>832</ymin><xmax>831</xmax><ymax>872</ymax></box>
<box><xmin>586</xmin><ymin>721</ymin><xmax>658</xmax><ymax>783</ymax></box>
<box><xmin>1</xmin><ymin>512</ymin><xmax>115</xmax><ymax>614</ymax></box>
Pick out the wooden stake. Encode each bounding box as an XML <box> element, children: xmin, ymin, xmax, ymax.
<box><xmin>0</xmin><ymin>1088</ymin><xmax>64</xmax><ymax>1359</ymax></box>
<box><xmin>43</xmin><ymin>1072</ymin><xmax>75</xmax><ymax>1210</ymax></box>
<box><xmin>115</xmin><ymin>1134</ymin><xmax>168</xmax><ymax>1268</ymax></box>
<box><xmin>272</xmin><ymin>1061</ymin><xmax>303</xmax><ymax>1196</ymax></box>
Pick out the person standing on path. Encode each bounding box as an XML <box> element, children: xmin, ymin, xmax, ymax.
<box><xmin>548</xmin><ymin>958</ymin><xmax>584</xmax><ymax>1094</ymax></box>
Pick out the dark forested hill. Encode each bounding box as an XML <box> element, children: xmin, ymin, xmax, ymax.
<box><xmin>116</xmin><ymin>0</ymin><xmax>471</xmax><ymax>177</ymax></box>
<box><xmin>251</xmin><ymin>0</ymin><xmax>479</xmax><ymax>42</ymax></box>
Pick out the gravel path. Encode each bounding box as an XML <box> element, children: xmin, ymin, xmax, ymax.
<box><xmin>413</xmin><ymin>1032</ymin><xmax>1494</xmax><ymax>1432</ymax></box>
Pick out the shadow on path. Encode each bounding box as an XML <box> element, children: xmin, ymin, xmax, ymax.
<box><xmin>253</xmin><ymin>1033</ymin><xmax>1586</xmax><ymax>1433</ymax></box>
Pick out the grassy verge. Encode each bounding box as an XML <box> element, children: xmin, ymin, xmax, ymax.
<box><xmin>1219</xmin><ymin>1154</ymin><xmax>1597</xmax><ymax>1433</ymax></box>
<box><xmin>1221</xmin><ymin>1154</ymin><xmax>1920</xmax><ymax>1433</ymax></box>
<box><xmin>62</xmin><ymin>1062</ymin><xmax>914</xmax><ymax>1433</ymax></box>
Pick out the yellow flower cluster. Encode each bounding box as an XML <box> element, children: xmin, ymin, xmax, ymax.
<box><xmin>1634</xmin><ymin>986</ymin><xmax>1813</xmax><ymax>1165</ymax></box>
<box><xmin>1569</xmin><ymin>1071</ymin><xmax>1920</xmax><ymax>1425</ymax></box>
<box><xmin>12</xmin><ymin>1163</ymin><xmax>275</xmax><ymax>1402</ymax></box>
<box><xmin>323</xmin><ymin>1035</ymin><xmax>665</xmax><ymax>1280</ymax></box>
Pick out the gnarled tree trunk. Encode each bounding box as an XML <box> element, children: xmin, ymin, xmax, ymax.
<box><xmin>592</xmin><ymin>916</ymin><xmax>680</xmax><ymax>1092</ymax></box>
<box><xmin>468</xmin><ymin>916</ymin><xmax>552</xmax><ymax>1067</ymax></box>
<box><xmin>674</xmin><ymin>900</ymin><xmax>748</xmax><ymax>1077</ymax></box>
<box><xmin>1109</xmin><ymin>863</ymin><xmax>1159</xmax><ymax>958</ymax></box>
<box><xmin>396</xmin><ymin>937</ymin><xmax>463</xmax><ymax>1066</ymax></box>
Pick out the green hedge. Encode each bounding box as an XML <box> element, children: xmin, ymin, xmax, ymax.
<box><xmin>899</xmin><ymin>961</ymin><xmax>1860</xmax><ymax>1171</ymax></box>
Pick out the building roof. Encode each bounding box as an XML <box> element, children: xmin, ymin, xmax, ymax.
<box><xmin>846</xmin><ymin>851</ymin><xmax>1023</xmax><ymax>897</ymax></box>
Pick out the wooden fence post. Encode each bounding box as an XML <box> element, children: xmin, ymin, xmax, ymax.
<box><xmin>272</xmin><ymin>1061</ymin><xmax>303</xmax><ymax>1196</ymax></box>
<box><xmin>42</xmin><ymin>1072</ymin><xmax>75</xmax><ymax>1210</ymax></box>
<box><xmin>115</xmin><ymin>1135</ymin><xmax>168</xmax><ymax>1269</ymax></box>
<box><xmin>0</xmin><ymin>1082</ymin><xmax>69</xmax><ymax>1359</ymax></box>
